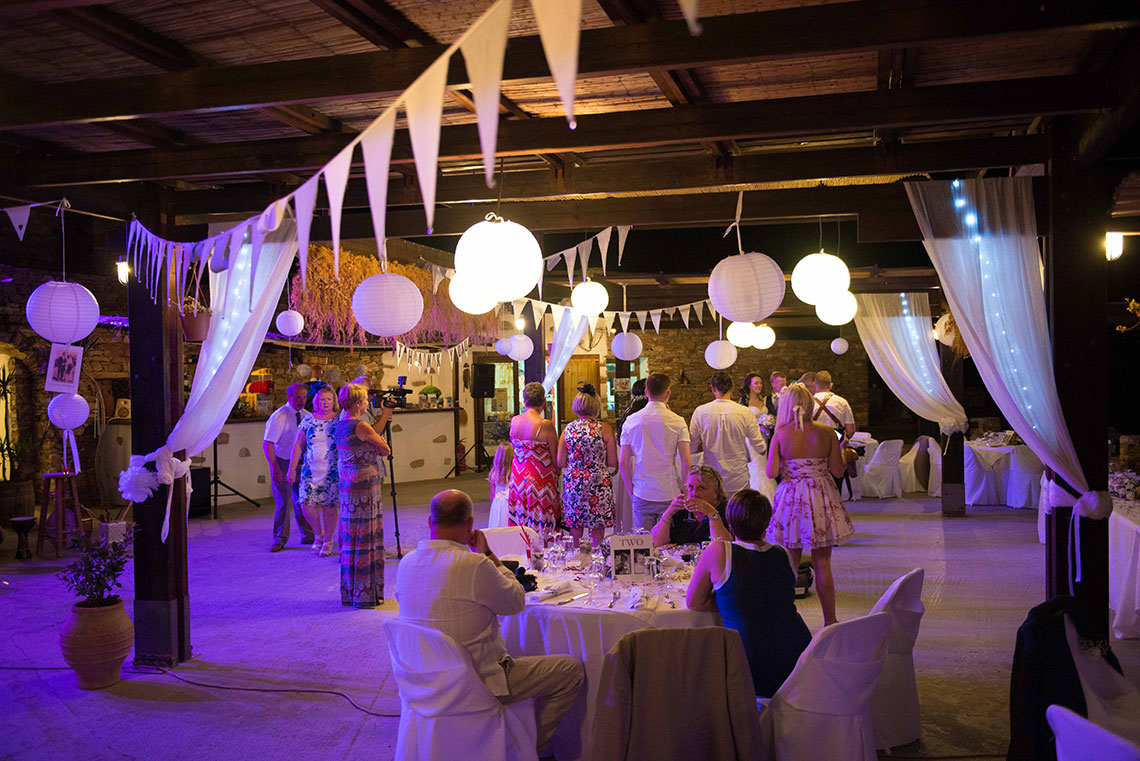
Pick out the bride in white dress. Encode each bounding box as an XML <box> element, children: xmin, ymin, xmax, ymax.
<box><xmin>740</xmin><ymin>373</ymin><xmax>777</xmax><ymax>503</ymax></box>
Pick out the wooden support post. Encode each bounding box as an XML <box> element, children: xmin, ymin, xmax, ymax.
<box><xmin>129</xmin><ymin>187</ymin><xmax>190</xmax><ymax>665</ymax></box>
<box><xmin>1046</xmin><ymin>120</ymin><xmax>1111</xmax><ymax>633</ymax></box>
<box><xmin>939</xmin><ymin>344</ymin><xmax>966</xmax><ymax>517</ymax></box>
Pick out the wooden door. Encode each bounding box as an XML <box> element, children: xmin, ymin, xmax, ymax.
<box><xmin>558</xmin><ymin>356</ymin><xmax>599</xmax><ymax>425</ymax></box>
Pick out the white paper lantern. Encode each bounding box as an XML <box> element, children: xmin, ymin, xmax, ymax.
<box><xmin>816</xmin><ymin>290</ymin><xmax>858</xmax><ymax>326</ymax></box>
<box><xmin>726</xmin><ymin>321</ymin><xmax>757</xmax><ymax>348</ymax></box>
<box><xmin>508</xmin><ymin>333</ymin><xmax>534</xmax><ymax>361</ymax></box>
<box><xmin>447</xmin><ymin>270</ymin><xmax>498</xmax><ymax>315</ymax></box>
<box><xmin>454</xmin><ymin>216</ymin><xmax>543</xmax><ymax>301</ymax></box>
<box><xmin>707</xmin><ymin>252</ymin><xmax>785</xmax><ymax>323</ymax></box>
<box><xmin>704</xmin><ymin>339</ymin><xmax>738</xmax><ymax>370</ymax></box>
<box><xmin>48</xmin><ymin>393</ymin><xmax>89</xmax><ymax>430</ymax></box>
<box><xmin>275</xmin><ymin>309</ymin><xmax>305</xmax><ymax>337</ymax></box>
<box><xmin>933</xmin><ymin>313</ymin><xmax>955</xmax><ymax>346</ymax></box>
<box><xmin>752</xmin><ymin>324</ymin><xmax>776</xmax><ymax>350</ymax></box>
<box><xmin>570</xmin><ymin>280</ymin><xmax>609</xmax><ymax>317</ymax></box>
<box><xmin>26</xmin><ymin>281</ymin><xmax>100</xmax><ymax>344</ymax></box>
<box><xmin>831</xmin><ymin>337</ymin><xmax>849</xmax><ymax>355</ymax></box>
<box><xmin>352</xmin><ymin>273</ymin><xmax>424</xmax><ymax>337</ymax></box>
<box><xmin>494</xmin><ymin>338</ymin><xmax>512</xmax><ymax>355</ymax></box>
<box><xmin>791</xmin><ymin>252</ymin><xmax>850</xmax><ymax>306</ymax></box>
<box><xmin>294</xmin><ymin>363</ymin><xmax>313</xmax><ymax>380</ymax></box>
<box><xmin>324</xmin><ymin>368</ymin><xmax>341</xmax><ymax>384</ymax></box>
<box><xmin>610</xmin><ymin>331</ymin><xmax>643</xmax><ymax>361</ymax></box>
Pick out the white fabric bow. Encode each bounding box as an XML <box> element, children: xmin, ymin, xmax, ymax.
<box><xmin>118</xmin><ymin>447</ymin><xmax>193</xmax><ymax>542</ymax></box>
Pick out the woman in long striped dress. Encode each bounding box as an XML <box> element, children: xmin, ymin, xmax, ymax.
<box><xmin>507</xmin><ymin>382</ymin><xmax>560</xmax><ymax>537</ymax></box>
<box><xmin>334</xmin><ymin>383</ymin><xmax>392</xmax><ymax>608</ymax></box>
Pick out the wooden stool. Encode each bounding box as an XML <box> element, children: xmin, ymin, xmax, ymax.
<box><xmin>36</xmin><ymin>472</ymin><xmax>90</xmax><ymax>558</ymax></box>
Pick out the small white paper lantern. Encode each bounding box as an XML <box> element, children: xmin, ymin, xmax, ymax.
<box><xmin>816</xmin><ymin>290</ymin><xmax>858</xmax><ymax>326</ymax></box>
<box><xmin>494</xmin><ymin>338</ymin><xmax>512</xmax><ymax>355</ymax></box>
<box><xmin>294</xmin><ymin>363</ymin><xmax>313</xmax><ymax>380</ymax></box>
<box><xmin>454</xmin><ymin>216</ymin><xmax>543</xmax><ymax>301</ymax></box>
<box><xmin>48</xmin><ymin>393</ymin><xmax>89</xmax><ymax>430</ymax></box>
<box><xmin>610</xmin><ymin>331</ymin><xmax>642</xmax><ymax>361</ymax></box>
<box><xmin>26</xmin><ymin>281</ymin><xmax>100</xmax><ymax>344</ymax></box>
<box><xmin>570</xmin><ymin>280</ymin><xmax>609</xmax><ymax>317</ymax></box>
<box><xmin>831</xmin><ymin>337</ymin><xmax>849</xmax><ymax>355</ymax></box>
<box><xmin>275</xmin><ymin>309</ymin><xmax>305</xmax><ymax>337</ymax></box>
<box><xmin>933</xmin><ymin>313</ymin><xmax>955</xmax><ymax>346</ymax></box>
<box><xmin>752</xmin><ymin>324</ymin><xmax>776</xmax><ymax>350</ymax></box>
<box><xmin>448</xmin><ymin>270</ymin><xmax>498</xmax><ymax>315</ymax></box>
<box><xmin>509</xmin><ymin>333</ymin><xmax>534</xmax><ymax>361</ymax></box>
<box><xmin>704</xmin><ymin>339</ymin><xmax>738</xmax><ymax>370</ymax></box>
<box><xmin>352</xmin><ymin>273</ymin><xmax>424</xmax><ymax>337</ymax></box>
<box><xmin>707</xmin><ymin>252</ymin><xmax>785</xmax><ymax>323</ymax></box>
<box><xmin>791</xmin><ymin>252</ymin><xmax>850</xmax><ymax>306</ymax></box>
<box><xmin>726</xmin><ymin>321</ymin><xmax>757</xmax><ymax>348</ymax></box>
<box><xmin>324</xmin><ymin>368</ymin><xmax>341</xmax><ymax>384</ymax></box>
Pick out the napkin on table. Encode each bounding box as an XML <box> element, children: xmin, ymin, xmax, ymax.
<box><xmin>526</xmin><ymin>580</ymin><xmax>573</xmax><ymax>602</ymax></box>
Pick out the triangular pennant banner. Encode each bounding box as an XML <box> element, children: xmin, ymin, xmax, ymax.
<box><xmin>324</xmin><ymin>143</ymin><xmax>355</xmax><ymax>281</ymax></box>
<box><xmin>361</xmin><ymin>109</ymin><xmax>397</xmax><ymax>266</ymax></box>
<box><xmin>619</xmin><ymin>311</ymin><xmax>630</xmax><ymax>332</ymax></box>
<box><xmin>680</xmin><ymin>304</ymin><xmax>691</xmax><ymax>328</ymax></box>
<box><xmin>530</xmin><ymin>299</ymin><xmax>547</xmax><ymax>326</ymax></box>
<box><xmin>694</xmin><ymin>300</ymin><xmax>705</xmax><ymax>324</ymax></box>
<box><xmin>512</xmin><ymin>299</ymin><xmax>527</xmax><ymax>321</ymax></box>
<box><xmin>432</xmin><ymin>265</ymin><xmax>445</xmax><ymax>293</ymax></box>
<box><xmin>577</xmin><ymin>239</ymin><xmax>592</xmax><ymax>280</ymax></box>
<box><xmin>459</xmin><ymin>0</ymin><xmax>513</xmax><ymax>187</ymax></box>
<box><xmin>635</xmin><ymin>311</ymin><xmax>648</xmax><ymax>331</ymax></box>
<box><xmin>545</xmin><ymin>253</ymin><xmax>562</xmax><ymax>271</ymax></box>
<box><xmin>596</xmin><ymin>226</ymin><xmax>612</xmax><ymax>276</ymax></box>
<box><xmin>528</xmin><ymin>0</ymin><xmax>583</xmax><ymax>127</ymax></box>
<box><xmin>551</xmin><ymin>304</ymin><xmax>566</xmax><ymax>326</ymax></box>
<box><xmin>537</xmin><ymin>266</ymin><xmax>544</xmax><ymax>300</ymax></box>
<box><xmin>616</xmin><ymin>225</ymin><xmax>631</xmax><ymax>265</ymax></box>
<box><xmin>601</xmin><ymin>311</ymin><xmax>615</xmax><ymax>332</ymax></box>
<box><xmin>209</xmin><ymin>232</ymin><xmax>229</xmax><ymax>274</ymax></box>
<box><xmin>595</xmin><ymin>313</ymin><xmax>608</xmax><ymax>335</ymax></box>
<box><xmin>404</xmin><ymin>56</ymin><xmax>450</xmax><ymax>234</ymax></box>
<box><xmin>562</xmin><ymin>247</ymin><xmax>576</xmax><ymax>287</ymax></box>
<box><xmin>293</xmin><ymin>174</ymin><xmax>320</xmax><ymax>289</ymax></box>
<box><xmin>706</xmin><ymin>299</ymin><xmax>717</xmax><ymax>322</ymax></box>
<box><xmin>677</xmin><ymin>0</ymin><xmax>703</xmax><ymax>35</ymax></box>
<box><xmin>3</xmin><ymin>205</ymin><xmax>31</xmax><ymax>241</ymax></box>
<box><xmin>650</xmin><ymin>309</ymin><xmax>662</xmax><ymax>333</ymax></box>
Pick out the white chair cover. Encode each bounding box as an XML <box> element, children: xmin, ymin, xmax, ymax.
<box><xmin>868</xmin><ymin>569</ymin><xmax>925</xmax><ymax>749</ymax></box>
<box><xmin>1004</xmin><ymin>446</ymin><xmax>1044</xmax><ymax>508</ymax></box>
<box><xmin>927</xmin><ymin>445</ymin><xmax>943</xmax><ymax>498</ymax></box>
<box><xmin>861</xmin><ymin>440</ymin><xmax>903</xmax><ymax>499</ymax></box>
<box><xmin>483</xmin><ymin>526</ymin><xmax>542</xmax><ymax>562</ymax></box>
<box><xmin>487</xmin><ymin>487</ymin><xmax>510</xmax><ymax>529</ymax></box>
<box><xmin>758</xmin><ymin>612</ymin><xmax>892</xmax><ymax>761</ymax></box>
<box><xmin>382</xmin><ymin>618</ymin><xmax>539</xmax><ymax>761</ymax></box>
<box><xmin>899</xmin><ymin>436</ymin><xmax>934</xmax><ymax>493</ymax></box>
<box><xmin>1063</xmin><ymin>616</ymin><xmax>1140</xmax><ymax>746</ymax></box>
<box><xmin>851</xmin><ymin>432</ymin><xmax>873</xmax><ymax>441</ymax></box>
<box><xmin>1048</xmin><ymin>705</ymin><xmax>1140</xmax><ymax>761</ymax></box>
<box><xmin>963</xmin><ymin>446</ymin><xmax>1007</xmax><ymax>505</ymax></box>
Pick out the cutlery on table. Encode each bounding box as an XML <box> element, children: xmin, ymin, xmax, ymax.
<box><xmin>556</xmin><ymin>592</ymin><xmax>589</xmax><ymax>606</ymax></box>
<box><xmin>607</xmin><ymin>591</ymin><xmax>620</xmax><ymax>608</ymax></box>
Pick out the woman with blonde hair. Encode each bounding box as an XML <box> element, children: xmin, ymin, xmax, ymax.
<box><xmin>557</xmin><ymin>383</ymin><xmax>617</xmax><ymax>547</ymax></box>
<box><xmin>508</xmin><ymin>382</ymin><xmax>559</xmax><ymax>536</ymax></box>
<box><xmin>486</xmin><ymin>443</ymin><xmax>513</xmax><ymax>528</ymax></box>
<box><xmin>766</xmin><ymin>382</ymin><xmax>853</xmax><ymax>626</ymax></box>
<box><xmin>288</xmin><ymin>384</ymin><xmax>340</xmax><ymax>556</ymax></box>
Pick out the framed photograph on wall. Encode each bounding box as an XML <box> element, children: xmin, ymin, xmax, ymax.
<box><xmin>44</xmin><ymin>343</ymin><xmax>83</xmax><ymax>394</ymax></box>
<box><xmin>610</xmin><ymin>534</ymin><xmax>653</xmax><ymax>581</ymax></box>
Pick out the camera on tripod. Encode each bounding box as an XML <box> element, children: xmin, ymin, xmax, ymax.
<box><xmin>377</xmin><ymin>376</ymin><xmax>413</xmax><ymax>409</ymax></box>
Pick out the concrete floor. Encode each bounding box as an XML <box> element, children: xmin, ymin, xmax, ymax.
<box><xmin>2</xmin><ymin>473</ymin><xmax>1137</xmax><ymax>761</ymax></box>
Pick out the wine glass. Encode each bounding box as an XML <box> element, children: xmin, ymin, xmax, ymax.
<box><xmin>581</xmin><ymin>567</ymin><xmax>602</xmax><ymax>605</ymax></box>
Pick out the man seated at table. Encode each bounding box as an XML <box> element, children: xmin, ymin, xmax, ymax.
<box><xmin>650</xmin><ymin>465</ymin><xmax>734</xmax><ymax>547</ymax></box>
<box><xmin>395</xmin><ymin>489</ymin><xmax>585</xmax><ymax>759</ymax></box>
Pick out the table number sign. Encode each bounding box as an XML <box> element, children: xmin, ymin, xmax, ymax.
<box><xmin>610</xmin><ymin>534</ymin><xmax>653</xmax><ymax>581</ymax></box>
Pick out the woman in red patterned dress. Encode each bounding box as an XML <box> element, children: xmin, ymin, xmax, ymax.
<box><xmin>507</xmin><ymin>382</ymin><xmax>560</xmax><ymax>537</ymax></box>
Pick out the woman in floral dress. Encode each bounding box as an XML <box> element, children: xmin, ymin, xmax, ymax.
<box><xmin>507</xmin><ymin>382</ymin><xmax>560</xmax><ymax>537</ymax></box>
<box><xmin>334</xmin><ymin>383</ymin><xmax>392</xmax><ymax>608</ymax></box>
<box><xmin>765</xmin><ymin>383</ymin><xmax>853</xmax><ymax>626</ymax></box>
<box><xmin>557</xmin><ymin>384</ymin><xmax>617</xmax><ymax>547</ymax></box>
<box><xmin>288</xmin><ymin>385</ymin><xmax>340</xmax><ymax>556</ymax></box>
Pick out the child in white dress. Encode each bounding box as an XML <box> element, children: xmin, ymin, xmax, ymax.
<box><xmin>486</xmin><ymin>443</ymin><xmax>512</xmax><ymax>528</ymax></box>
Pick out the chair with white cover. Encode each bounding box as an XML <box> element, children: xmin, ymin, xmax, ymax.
<box><xmin>1063</xmin><ymin>615</ymin><xmax>1140</xmax><ymax>746</ymax></box>
<box><xmin>927</xmin><ymin>445</ymin><xmax>943</xmax><ymax>498</ymax></box>
<box><xmin>860</xmin><ymin>440</ymin><xmax>903</xmax><ymax>499</ymax></box>
<box><xmin>1004</xmin><ymin>446</ymin><xmax>1045</xmax><ymax>508</ymax></box>
<box><xmin>382</xmin><ymin>618</ymin><xmax>539</xmax><ymax>761</ymax></box>
<box><xmin>963</xmin><ymin>446</ymin><xmax>1008</xmax><ymax>505</ymax></box>
<box><xmin>868</xmin><ymin>569</ymin><xmax>925</xmax><ymax>750</ymax></box>
<box><xmin>758</xmin><ymin>612</ymin><xmax>892</xmax><ymax>761</ymax></box>
<box><xmin>899</xmin><ymin>437</ymin><xmax>934</xmax><ymax>493</ymax></box>
<box><xmin>1047</xmin><ymin>705</ymin><xmax>1140</xmax><ymax>761</ymax></box>
<box><xmin>483</xmin><ymin>526</ymin><xmax>542</xmax><ymax>562</ymax></box>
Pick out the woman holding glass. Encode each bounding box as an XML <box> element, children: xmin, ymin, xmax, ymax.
<box><xmin>650</xmin><ymin>465</ymin><xmax>733</xmax><ymax>548</ymax></box>
<box><xmin>288</xmin><ymin>384</ymin><xmax>340</xmax><ymax>556</ymax></box>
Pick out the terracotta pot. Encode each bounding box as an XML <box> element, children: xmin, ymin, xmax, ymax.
<box><xmin>181</xmin><ymin>312</ymin><xmax>211</xmax><ymax>342</ymax></box>
<box><xmin>59</xmin><ymin>600</ymin><xmax>134</xmax><ymax>689</ymax></box>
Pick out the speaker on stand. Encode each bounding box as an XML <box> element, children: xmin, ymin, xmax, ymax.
<box><xmin>468</xmin><ymin>364</ymin><xmax>497</xmax><ymax>472</ymax></box>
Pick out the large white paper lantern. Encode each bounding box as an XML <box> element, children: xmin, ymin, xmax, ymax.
<box><xmin>704</xmin><ymin>339</ymin><xmax>738</xmax><ymax>370</ymax></box>
<box><xmin>275</xmin><ymin>309</ymin><xmax>305</xmax><ymax>337</ymax></box>
<box><xmin>508</xmin><ymin>333</ymin><xmax>534</xmax><ymax>361</ymax></box>
<box><xmin>48</xmin><ymin>393</ymin><xmax>89</xmax><ymax>430</ymax></box>
<box><xmin>610</xmin><ymin>331</ymin><xmax>642</xmax><ymax>361</ymax></box>
<box><xmin>454</xmin><ymin>216</ymin><xmax>543</xmax><ymax>301</ymax></box>
<box><xmin>791</xmin><ymin>252</ymin><xmax>850</xmax><ymax>306</ymax></box>
<box><xmin>726</xmin><ymin>321</ymin><xmax>757</xmax><ymax>348</ymax></box>
<box><xmin>753</xmin><ymin>324</ymin><xmax>776</xmax><ymax>350</ymax></box>
<box><xmin>26</xmin><ymin>281</ymin><xmax>100</xmax><ymax>344</ymax></box>
<box><xmin>707</xmin><ymin>252</ymin><xmax>785</xmax><ymax>323</ymax></box>
<box><xmin>447</xmin><ymin>270</ymin><xmax>497</xmax><ymax>315</ymax></box>
<box><xmin>831</xmin><ymin>337</ymin><xmax>849</xmax><ymax>355</ymax></box>
<box><xmin>494</xmin><ymin>338</ymin><xmax>512</xmax><ymax>355</ymax></box>
<box><xmin>933</xmin><ymin>313</ymin><xmax>956</xmax><ymax>346</ymax></box>
<box><xmin>294</xmin><ymin>363</ymin><xmax>312</xmax><ymax>380</ymax></box>
<box><xmin>570</xmin><ymin>280</ymin><xmax>609</xmax><ymax>317</ymax></box>
<box><xmin>352</xmin><ymin>273</ymin><xmax>424</xmax><ymax>337</ymax></box>
<box><xmin>816</xmin><ymin>290</ymin><xmax>858</xmax><ymax>326</ymax></box>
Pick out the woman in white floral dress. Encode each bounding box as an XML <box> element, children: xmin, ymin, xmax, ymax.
<box><xmin>289</xmin><ymin>385</ymin><xmax>340</xmax><ymax>556</ymax></box>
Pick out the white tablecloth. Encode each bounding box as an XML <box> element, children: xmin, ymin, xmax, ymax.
<box><xmin>500</xmin><ymin>578</ymin><xmax>717</xmax><ymax>760</ymax></box>
<box><xmin>1110</xmin><ymin>504</ymin><xmax>1140</xmax><ymax>639</ymax></box>
<box><xmin>965</xmin><ymin>443</ymin><xmax>1044</xmax><ymax>507</ymax></box>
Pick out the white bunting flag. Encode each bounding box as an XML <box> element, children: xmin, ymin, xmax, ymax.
<box><xmin>126</xmin><ymin>219</ymin><xmax>140</xmax><ymax>269</ymax></box>
<box><xmin>459</xmin><ymin>0</ymin><xmax>513</xmax><ymax>187</ymax></box>
<box><xmin>635</xmin><ymin>311</ymin><xmax>648</xmax><ymax>331</ymax></box>
<box><xmin>562</xmin><ymin>247</ymin><xmax>576</xmax><ymax>286</ymax></box>
<box><xmin>577</xmin><ymin>239</ymin><xmax>593</xmax><ymax>279</ymax></box>
<box><xmin>602</xmin><ymin>311</ymin><xmax>615</xmax><ymax>332</ymax></box>
<box><xmin>512</xmin><ymin>299</ymin><xmax>527</xmax><ymax>322</ymax></box>
<box><xmin>293</xmin><ymin>174</ymin><xmax>320</xmax><ymax>288</ymax></box>
<box><xmin>3</xmin><ymin>204</ymin><xmax>31</xmax><ymax>241</ymax></box>
<box><xmin>432</xmin><ymin>265</ymin><xmax>445</xmax><ymax>293</ymax></box>
<box><xmin>596</xmin><ymin>226</ymin><xmax>612</xmax><ymax>275</ymax></box>
<box><xmin>706</xmin><ymin>299</ymin><xmax>717</xmax><ymax>322</ymax></box>
<box><xmin>551</xmin><ymin>304</ymin><xmax>566</xmax><ymax>327</ymax></box>
<box><xmin>619</xmin><ymin>311</ymin><xmax>631</xmax><ymax>332</ymax></box>
<box><xmin>530</xmin><ymin>299</ymin><xmax>547</xmax><ymax>326</ymax></box>
<box><xmin>528</xmin><ymin>0</ymin><xmax>583</xmax><ymax>128</ymax></box>
<box><xmin>208</xmin><ymin>232</ymin><xmax>229</xmax><ymax>274</ymax></box>
<box><xmin>537</xmin><ymin>265</ymin><xmax>544</xmax><ymax>300</ymax></box>
<box><xmin>324</xmin><ymin>143</ymin><xmax>355</xmax><ymax>280</ymax></box>
<box><xmin>650</xmin><ymin>309</ymin><xmax>662</xmax><ymax>333</ymax></box>
<box><xmin>677</xmin><ymin>0</ymin><xmax>703</xmax><ymax>35</ymax></box>
<box><xmin>680</xmin><ymin>304</ymin><xmax>692</xmax><ymax>328</ymax></box>
<box><xmin>616</xmin><ymin>225</ymin><xmax>632</xmax><ymax>265</ymax></box>
<box><xmin>404</xmin><ymin>56</ymin><xmax>450</xmax><ymax>235</ymax></box>
<box><xmin>545</xmin><ymin>252</ymin><xmax>562</xmax><ymax>270</ymax></box>
<box><xmin>362</xmin><ymin>109</ymin><xmax>397</xmax><ymax>266</ymax></box>
<box><xmin>693</xmin><ymin>300</ymin><xmax>706</xmax><ymax>324</ymax></box>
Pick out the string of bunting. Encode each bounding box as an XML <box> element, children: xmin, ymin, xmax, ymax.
<box><xmin>394</xmin><ymin>338</ymin><xmax>472</xmax><ymax>374</ymax></box>
<box><xmin>508</xmin><ymin>295</ymin><xmax>719</xmax><ymax>336</ymax></box>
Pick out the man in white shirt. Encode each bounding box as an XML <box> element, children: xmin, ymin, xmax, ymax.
<box><xmin>619</xmin><ymin>374</ymin><xmax>693</xmax><ymax>531</ymax></box>
<box><xmin>262</xmin><ymin>383</ymin><xmax>314</xmax><ymax>552</ymax></box>
<box><xmin>396</xmin><ymin>490</ymin><xmax>584</xmax><ymax>757</ymax></box>
<box><xmin>812</xmin><ymin>370</ymin><xmax>856</xmax><ymax>440</ymax></box>
<box><xmin>690</xmin><ymin>372</ymin><xmax>767</xmax><ymax>494</ymax></box>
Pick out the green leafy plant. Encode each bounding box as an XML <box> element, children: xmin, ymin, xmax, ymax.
<box><xmin>231</xmin><ymin>397</ymin><xmax>255</xmax><ymax>419</ymax></box>
<box><xmin>58</xmin><ymin>528</ymin><xmax>134</xmax><ymax>608</ymax></box>
<box><xmin>421</xmin><ymin>385</ymin><xmax>442</xmax><ymax>397</ymax></box>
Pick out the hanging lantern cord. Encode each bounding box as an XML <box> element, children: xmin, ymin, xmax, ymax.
<box><xmin>818</xmin><ymin>216</ymin><xmax>823</xmax><ymax>253</ymax></box>
<box><xmin>57</xmin><ymin>198</ymin><xmax>72</xmax><ymax>281</ymax></box>
<box><xmin>494</xmin><ymin>155</ymin><xmax>505</xmax><ymax>217</ymax></box>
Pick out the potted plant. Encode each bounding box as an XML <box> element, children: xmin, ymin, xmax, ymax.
<box><xmin>181</xmin><ymin>296</ymin><xmax>211</xmax><ymax>342</ymax></box>
<box><xmin>421</xmin><ymin>385</ymin><xmax>442</xmax><ymax>407</ymax></box>
<box><xmin>57</xmin><ymin>528</ymin><xmax>135</xmax><ymax>689</ymax></box>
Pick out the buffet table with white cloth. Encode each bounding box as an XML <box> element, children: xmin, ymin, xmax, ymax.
<box><xmin>1110</xmin><ymin>502</ymin><xmax>1140</xmax><ymax>639</ymax></box>
<box><xmin>965</xmin><ymin>442</ymin><xmax>1044</xmax><ymax>507</ymax></box>
<box><xmin>499</xmin><ymin>571</ymin><xmax>717</xmax><ymax>761</ymax></box>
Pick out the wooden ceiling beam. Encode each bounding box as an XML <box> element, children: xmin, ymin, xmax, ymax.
<box><xmin>2</xmin><ymin>0</ymin><xmax>1136</xmax><ymax>130</ymax></box>
<box><xmin>309</xmin><ymin>0</ymin><xmax>434</xmax><ymax>48</ymax></box>
<box><xmin>0</xmin><ymin>0</ymin><xmax>103</xmax><ymax>15</ymax></box>
<box><xmin>21</xmin><ymin>77</ymin><xmax>1102</xmax><ymax>187</ymax></box>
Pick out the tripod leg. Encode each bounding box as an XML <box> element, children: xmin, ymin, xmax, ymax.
<box><xmin>384</xmin><ymin>421</ymin><xmax>402</xmax><ymax>558</ymax></box>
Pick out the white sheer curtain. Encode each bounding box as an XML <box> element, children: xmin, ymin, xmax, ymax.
<box><xmin>542</xmin><ymin>309</ymin><xmax>590</xmax><ymax>392</ymax></box>
<box><xmin>853</xmin><ymin>292</ymin><xmax>967</xmax><ymax>435</ymax></box>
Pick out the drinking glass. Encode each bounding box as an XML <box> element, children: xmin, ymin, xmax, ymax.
<box><xmin>581</xmin><ymin>569</ymin><xmax>601</xmax><ymax>605</ymax></box>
